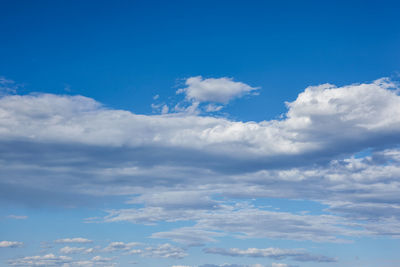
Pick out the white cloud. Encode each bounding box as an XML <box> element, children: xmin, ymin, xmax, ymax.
<box><xmin>198</xmin><ymin>264</ymin><xmax>271</xmax><ymax>267</ymax></box>
<box><xmin>1</xmin><ymin>77</ymin><xmax>400</xmax><ymax>248</ymax></box>
<box><xmin>151</xmin><ymin>228</ymin><xmax>223</xmax><ymax>246</ymax></box>
<box><xmin>203</xmin><ymin>247</ymin><xmax>336</xmax><ymax>262</ymax></box>
<box><xmin>128</xmin><ymin>191</ymin><xmax>220</xmax><ymax>210</ymax></box>
<box><xmin>141</xmin><ymin>243</ymin><xmax>187</xmax><ymax>259</ymax></box>
<box><xmin>103</xmin><ymin>241</ymin><xmax>141</xmax><ymax>252</ymax></box>
<box><xmin>205</xmin><ymin>104</ymin><xmax>224</xmax><ymax>112</ymax></box>
<box><xmin>7</xmin><ymin>254</ymin><xmax>72</xmax><ymax>266</ymax></box>
<box><xmin>0</xmin><ymin>241</ymin><xmax>23</xmax><ymax>248</ymax></box>
<box><xmin>55</xmin><ymin>238</ymin><xmax>93</xmax><ymax>244</ymax></box>
<box><xmin>0</xmin><ymin>77</ymin><xmax>19</xmax><ymax>95</ymax></box>
<box><xmin>91</xmin><ymin>255</ymin><xmax>114</xmax><ymax>263</ymax></box>
<box><xmin>6</xmin><ymin>215</ymin><xmax>28</xmax><ymax>220</ymax></box>
<box><xmin>7</xmin><ymin>253</ymin><xmax>116</xmax><ymax>267</ymax></box>
<box><xmin>177</xmin><ymin>76</ymin><xmax>259</xmax><ymax>104</ymax></box>
<box><xmin>0</xmin><ymin>78</ymin><xmax>399</xmax><ymax>164</ymax></box>
<box><xmin>60</xmin><ymin>246</ymin><xmax>94</xmax><ymax>254</ymax></box>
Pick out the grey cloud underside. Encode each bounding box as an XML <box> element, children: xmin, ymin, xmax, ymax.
<box><xmin>1</xmin><ymin>78</ymin><xmax>400</xmax><ymax>244</ymax></box>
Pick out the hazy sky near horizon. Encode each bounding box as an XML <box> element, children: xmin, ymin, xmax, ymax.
<box><xmin>1</xmin><ymin>1</ymin><xmax>400</xmax><ymax>267</ymax></box>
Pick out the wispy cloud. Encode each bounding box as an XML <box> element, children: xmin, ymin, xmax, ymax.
<box><xmin>54</xmin><ymin>238</ymin><xmax>93</xmax><ymax>244</ymax></box>
<box><xmin>0</xmin><ymin>241</ymin><xmax>23</xmax><ymax>248</ymax></box>
<box><xmin>6</xmin><ymin>215</ymin><xmax>28</xmax><ymax>220</ymax></box>
<box><xmin>203</xmin><ymin>247</ymin><xmax>336</xmax><ymax>262</ymax></box>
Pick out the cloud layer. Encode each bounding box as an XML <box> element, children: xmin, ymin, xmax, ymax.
<box><xmin>1</xmin><ymin>77</ymin><xmax>400</xmax><ymax>266</ymax></box>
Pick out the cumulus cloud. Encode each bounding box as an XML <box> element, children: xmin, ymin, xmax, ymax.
<box><xmin>176</xmin><ymin>76</ymin><xmax>259</xmax><ymax>104</ymax></box>
<box><xmin>0</xmin><ymin>78</ymin><xmax>399</xmax><ymax>172</ymax></box>
<box><xmin>1</xmin><ymin>77</ymin><xmax>400</xmax><ymax>251</ymax></box>
<box><xmin>0</xmin><ymin>241</ymin><xmax>23</xmax><ymax>248</ymax></box>
<box><xmin>54</xmin><ymin>238</ymin><xmax>93</xmax><ymax>244</ymax></box>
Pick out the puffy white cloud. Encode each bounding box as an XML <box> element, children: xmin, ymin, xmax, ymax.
<box><xmin>54</xmin><ymin>238</ymin><xmax>93</xmax><ymax>244</ymax></box>
<box><xmin>0</xmin><ymin>241</ymin><xmax>23</xmax><ymax>248</ymax></box>
<box><xmin>0</xmin><ymin>78</ymin><xmax>399</xmax><ymax>167</ymax></box>
<box><xmin>176</xmin><ymin>76</ymin><xmax>259</xmax><ymax>104</ymax></box>
<box><xmin>1</xmin><ymin>77</ymin><xmax>400</xmax><ymax>250</ymax></box>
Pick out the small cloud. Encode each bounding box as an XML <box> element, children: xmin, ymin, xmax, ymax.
<box><xmin>7</xmin><ymin>215</ymin><xmax>28</xmax><ymax>220</ymax></box>
<box><xmin>103</xmin><ymin>241</ymin><xmax>141</xmax><ymax>252</ymax></box>
<box><xmin>177</xmin><ymin>76</ymin><xmax>259</xmax><ymax>104</ymax></box>
<box><xmin>205</xmin><ymin>104</ymin><xmax>223</xmax><ymax>112</ymax></box>
<box><xmin>0</xmin><ymin>241</ymin><xmax>23</xmax><ymax>248</ymax></box>
<box><xmin>153</xmin><ymin>94</ymin><xmax>160</xmax><ymax>100</ymax></box>
<box><xmin>0</xmin><ymin>76</ymin><xmax>20</xmax><ymax>95</ymax></box>
<box><xmin>142</xmin><ymin>243</ymin><xmax>187</xmax><ymax>259</ymax></box>
<box><xmin>161</xmin><ymin>104</ymin><xmax>169</xmax><ymax>114</ymax></box>
<box><xmin>60</xmin><ymin>246</ymin><xmax>94</xmax><ymax>254</ymax></box>
<box><xmin>54</xmin><ymin>238</ymin><xmax>93</xmax><ymax>244</ymax></box>
<box><xmin>91</xmin><ymin>255</ymin><xmax>114</xmax><ymax>262</ymax></box>
<box><xmin>203</xmin><ymin>247</ymin><xmax>336</xmax><ymax>263</ymax></box>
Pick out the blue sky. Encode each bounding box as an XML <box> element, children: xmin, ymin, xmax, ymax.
<box><xmin>1</xmin><ymin>1</ymin><xmax>400</xmax><ymax>267</ymax></box>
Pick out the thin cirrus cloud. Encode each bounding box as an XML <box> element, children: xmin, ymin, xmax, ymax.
<box><xmin>54</xmin><ymin>238</ymin><xmax>93</xmax><ymax>244</ymax></box>
<box><xmin>128</xmin><ymin>243</ymin><xmax>188</xmax><ymax>259</ymax></box>
<box><xmin>59</xmin><ymin>246</ymin><xmax>95</xmax><ymax>254</ymax></box>
<box><xmin>203</xmin><ymin>247</ymin><xmax>336</xmax><ymax>262</ymax></box>
<box><xmin>196</xmin><ymin>264</ymin><xmax>297</xmax><ymax>267</ymax></box>
<box><xmin>7</xmin><ymin>254</ymin><xmax>115</xmax><ymax>267</ymax></box>
<box><xmin>140</xmin><ymin>243</ymin><xmax>187</xmax><ymax>259</ymax></box>
<box><xmin>6</xmin><ymin>215</ymin><xmax>28</xmax><ymax>220</ymax></box>
<box><xmin>103</xmin><ymin>241</ymin><xmax>141</xmax><ymax>252</ymax></box>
